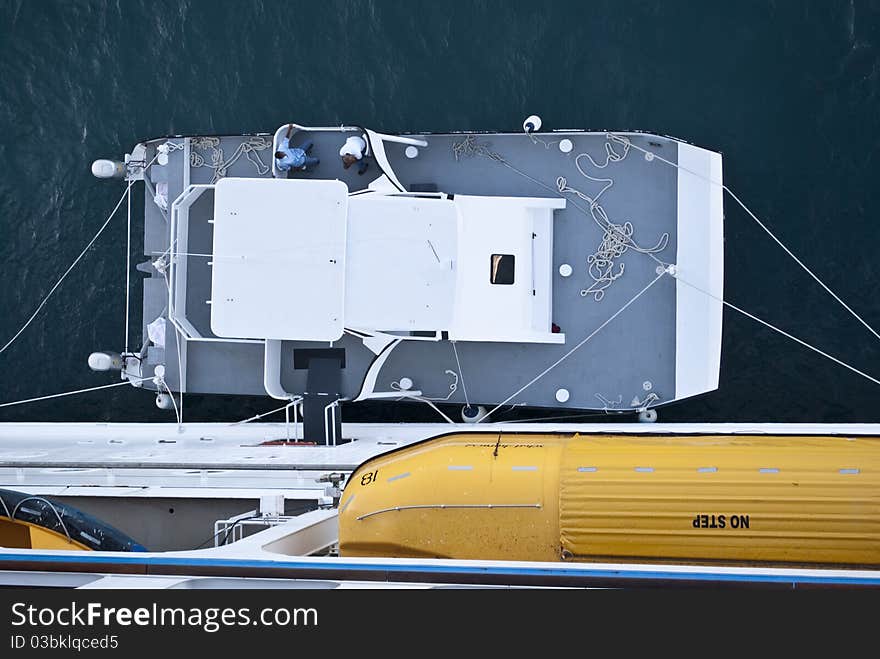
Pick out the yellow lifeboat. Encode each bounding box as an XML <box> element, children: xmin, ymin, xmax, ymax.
<box><xmin>338</xmin><ymin>432</ymin><xmax>880</xmax><ymax>566</ymax></box>
<box><xmin>0</xmin><ymin>516</ymin><xmax>93</xmax><ymax>551</ymax></box>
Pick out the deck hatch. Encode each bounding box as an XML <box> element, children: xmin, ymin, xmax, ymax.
<box><xmin>490</xmin><ymin>254</ymin><xmax>515</xmax><ymax>285</ymax></box>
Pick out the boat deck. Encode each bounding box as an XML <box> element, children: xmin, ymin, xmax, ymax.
<box><xmin>136</xmin><ymin>126</ymin><xmax>720</xmax><ymax>414</ymax></box>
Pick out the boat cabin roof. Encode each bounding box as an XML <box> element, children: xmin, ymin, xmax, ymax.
<box><xmin>210</xmin><ymin>177</ymin><xmax>566</xmax><ymax>344</ymax></box>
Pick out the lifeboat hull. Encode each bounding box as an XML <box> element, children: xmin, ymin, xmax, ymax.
<box><xmin>338</xmin><ymin>433</ymin><xmax>880</xmax><ymax>566</ymax></box>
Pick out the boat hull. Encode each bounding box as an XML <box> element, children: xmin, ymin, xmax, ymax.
<box><xmin>0</xmin><ymin>488</ymin><xmax>146</xmax><ymax>552</ymax></box>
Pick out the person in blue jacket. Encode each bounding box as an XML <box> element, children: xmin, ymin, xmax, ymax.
<box><xmin>275</xmin><ymin>124</ymin><xmax>319</xmax><ymax>172</ymax></box>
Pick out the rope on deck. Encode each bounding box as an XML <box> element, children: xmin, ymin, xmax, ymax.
<box><xmin>468</xmin><ymin>130</ymin><xmax>880</xmax><ymax>414</ymax></box>
<box><xmin>190</xmin><ymin>136</ymin><xmax>271</xmax><ymax>183</ymax></box>
<box><xmin>480</xmin><ymin>268</ymin><xmax>671</xmax><ymax>421</ymax></box>
<box><xmin>557</xmin><ymin>135</ymin><xmax>668</xmax><ymax>300</ymax></box>
<box><xmin>616</xmin><ymin>133</ymin><xmax>880</xmax><ymax>344</ymax></box>
<box><xmin>451</xmin><ymin>134</ymin><xmax>669</xmax><ymax>302</ymax></box>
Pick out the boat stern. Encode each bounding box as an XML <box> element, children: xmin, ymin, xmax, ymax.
<box><xmin>673</xmin><ymin>143</ymin><xmax>724</xmax><ymax>401</ymax></box>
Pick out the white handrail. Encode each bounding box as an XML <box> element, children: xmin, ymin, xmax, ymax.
<box><xmin>264</xmin><ymin>339</ymin><xmax>298</xmax><ymax>400</ymax></box>
<box><xmin>371</xmin><ymin>132</ymin><xmax>428</xmax><ymax>148</ymax></box>
<box><xmin>324</xmin><ymin>400</ymin><xmax>341</xmax><ymax>446</ymax></box>
<box><xmin>364</xmin><ymin>129</ymin><xmax>406</xmax><ymax>192</ymax></box>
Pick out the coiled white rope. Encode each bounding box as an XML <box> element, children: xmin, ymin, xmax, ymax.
<box><xmin>595</xmin><ymin>390</ymin><xmax>660</xmax><ymax>412</ymax></box>
<box><xmin>427</xmin><ymin>370</ymin><xmax>459</xmax><ymax>401</ymax></box>
<box><xmin>190</xmin><ymin>136</ymin><xmax>271</xmax><ymax>183</ymax></box>
<box><xmin>594</xmin><ymin>393</ymin><xmax>623</xmax><ymax>411</ymax></box>
<box><xmin>390</xmin><ymin>369</ymin><xmax>461</xmax><ymax>402</ymax></box>
<box><xmin>572</xmin><ymin>134</ymin><xmax>880</xmax><ymax>392</ymax></box>
<box><xmin>452</xmin><ymin>134</ymin><xmax>668</xmax><ymax>301</ymax></box>
<box><xmin>579</xmin><ymin>135</ymin><xmax>880</xmax><ymax>393</ymax></box>
<box><xmin>556</xmin><ymin>137</ymin><xmax>668</xmax><ymax>300</ymax></box>
<box><xmin>454</xmin><ymin>130</ymin><xmax>880</xmax><ymax>408</ymax></box>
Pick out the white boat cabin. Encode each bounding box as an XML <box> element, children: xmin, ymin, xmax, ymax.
<box><xmin>209</xmin><ymin>177</ymin><xmax>566</xmax><ymax>345</ymax></box>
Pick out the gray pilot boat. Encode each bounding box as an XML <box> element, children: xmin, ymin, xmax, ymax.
<box><xmin>87</xmin><ymin>117</ymin><xmax>723</xmax><ymax>443</ymax></box>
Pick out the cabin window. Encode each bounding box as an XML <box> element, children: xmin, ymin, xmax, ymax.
<box><xmin>490</xmin><ymin>254</ymin><xmax>515</xmax><ymax>285</ymax></box>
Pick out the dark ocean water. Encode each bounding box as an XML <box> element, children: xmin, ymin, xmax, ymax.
<box><xmin>1</xmin><ymin>0</ymin><xmax>880</xmax><ymax>424</ymax></box>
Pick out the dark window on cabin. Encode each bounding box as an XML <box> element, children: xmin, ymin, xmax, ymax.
<box><xmin>490</xmin><ymin>254</ymin><xmax>515</xmax><ymax>285</ymax></box>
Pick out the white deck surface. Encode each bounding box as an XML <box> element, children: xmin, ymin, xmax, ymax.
<box><xmin>210</xmin><ymin>178</ymin><xmax>349</xmax><ymax>341</ymax></box>
<box><xmin>345</xmin><ymin>194</ymin><xmax>458</xmax><ymax>330</ymax></box>
<box><xmin>1</xmin><ymin>421</ymin><xmax>878</xmax><ymax>475</ymax></box>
